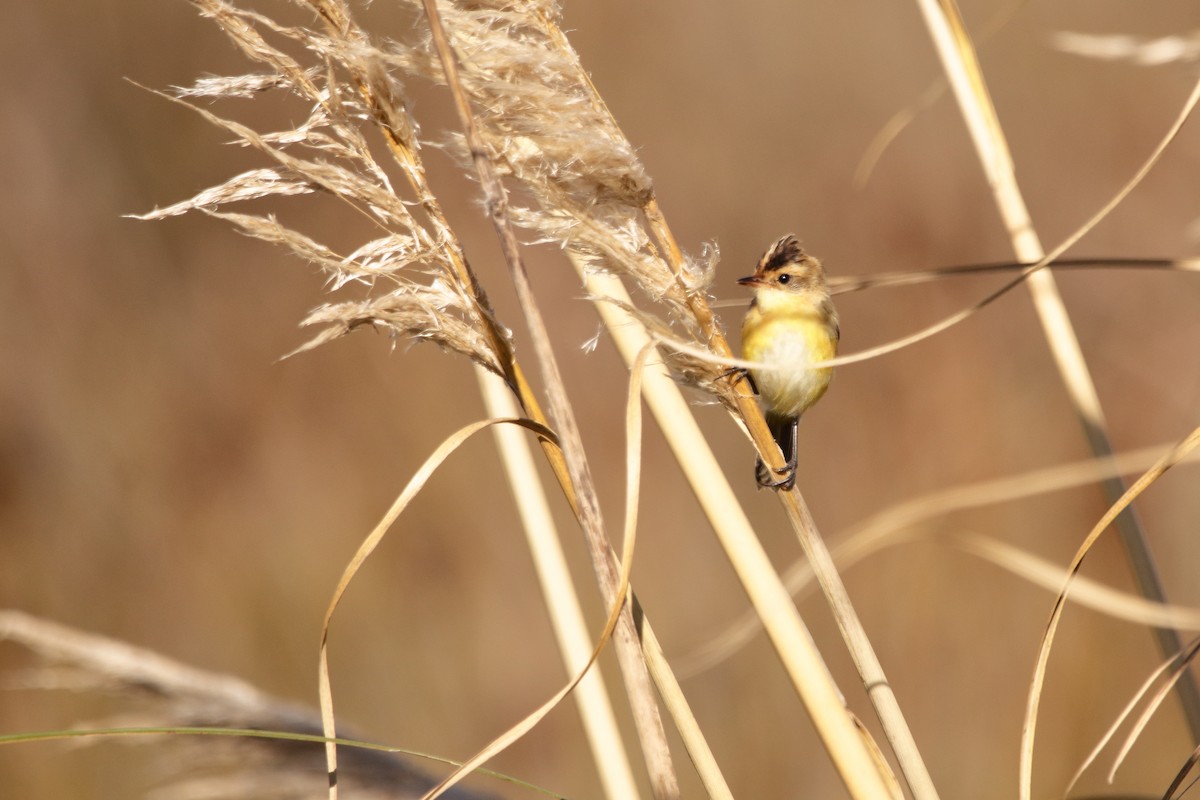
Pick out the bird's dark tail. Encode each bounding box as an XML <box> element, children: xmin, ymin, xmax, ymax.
<box><xmin>755</xmin><ymin>415</ymin><xmax>798</xmax><ymax>490</ymax></box>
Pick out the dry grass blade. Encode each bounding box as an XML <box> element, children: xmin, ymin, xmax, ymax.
<box><xmin>490</xmin><ymin>278</ymin><xmax>734</xmax><ymax>799</ymax></box>
<box><xmin>1054</xmin><ymin>30</ymin><xmax>1200</xmax><ymax>66</ymax></box>
<box><xmin>1066</xmin><ymin>637</ymin><xmax>1200</xmax><ymax>795</ymax></box>
<box><xmin>681</xmin><ymin>526</ymin><xmax>1200</xmax><ymax>682</ymax></box>
<box><xmin>1019</xmin><ymin>426</ymin><xmax>1200</xmax><ymax>800</ymax></box>
<box><xmin>317</xmin><ymin>417</ymin><xmax>556</xmax><ymax>798</ymax></box>
<box><xmin>418</xmin><ymin>557</ymin><xmax>632</xmax><ymax>800</ymax></box>
<box><xmin>421</xmin><ymin>609</ymin><xmax>631</xmax><ymax>799</ymax></box>
<box><xmin>418</xmin><ymin>346</ymin><xmax>651</xmax><ymax>800</ymax></box>
<box><xmin>913</xmin><ymin>0</ymin><xmax>1200</xmax><ymax>744</ymax></box>
<box><xmin>828</xmin><ymin>257</ymin><xmax>1198</xmax><ymax>295</ymax></box>
<box><xmin>951</xmin><ymin>534</ymin><xmax>1200</xmax><ymax>632</ymax></box>
<box><xmin>853</xmin><ymin>78</ymin><xmax>944</xmax><ymax>189</ymax></box>
<box><xmin>478</xmin><ymin>371</ymin><xmax>641</xmax><ymax>800</ymax></box>
<box><xmin>677</xmin><ymin>443</ymin><xmax>1200</xmax><ymax>677</ymax></box>
<box><xmin>621</xmin><ymin>346</ymin><xmax>653</xmax><ymax>588</ymax></box>
<box><xmin>1163</xmin><ymin>745</ymin><xmax>1200</xmax><ymax>800</ymax></box>
<box><xmin>853</xmin><ymin>0</ymin><xmax>1027</xmax><ymax>186</ymax></box>
<box><xmin>1106</xmin><ymin>641</ymin><xmax>1200</xmax><ymax>786</ymax></box>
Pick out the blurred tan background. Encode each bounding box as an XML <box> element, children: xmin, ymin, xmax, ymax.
<box><xmin>2</xmin><ymin>1</ymin><xmax>1199</xmax><ymax>797</ymax></box>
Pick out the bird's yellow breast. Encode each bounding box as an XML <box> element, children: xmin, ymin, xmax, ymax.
<box><xmin>741</xmin><ymin>294</ymin><xmax>837</xmax><ymax>419</ymax></box>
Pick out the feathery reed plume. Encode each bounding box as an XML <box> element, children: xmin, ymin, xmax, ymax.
<box><xmin>135</xmin><ymin>0</ymin><xmax>509</xmax><ymax>379</ymax></box>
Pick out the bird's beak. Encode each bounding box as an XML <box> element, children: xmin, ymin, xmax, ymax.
<box><xmin>737</xmin><ymin>275</ymin><xmax>763</xmax><ymax>287</ymax></box>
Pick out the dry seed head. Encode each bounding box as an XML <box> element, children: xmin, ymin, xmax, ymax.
<box><xmin>174</xmin><ymin>70</ymin><xmax>314</xmax><ymax>99</ymax></box>
<box><xmin>139</xmin><ymin>0</ymin><xmax>512</xmax><ymax>372</ymax></box>
<box><xmin>390</xmin><ymin>0</ymin><xmax>719</xmax><ymax>336</ymax></box>
<box><xmin>290</xmin><ymin>280</ymin><xmax>506</xmax><ymax>375</ymax></box>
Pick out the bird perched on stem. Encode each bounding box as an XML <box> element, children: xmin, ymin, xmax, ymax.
<box><xmin>737</xmin><ymin>235</ymin><xmax>840</xmax><ymax>490</ymax></box>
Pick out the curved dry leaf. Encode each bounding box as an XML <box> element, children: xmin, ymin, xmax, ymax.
<box><xmin>1065</xmin><ymin>638</ymin><xmax>1200</xmax><ymax>795</ymax></box>
<box><xmin>317</xmin><ymin>416</ymin><xmax>558</xmax><ymax>799</ymax></box>
<box><xmin>1054</xmin><ymin>31</ymin><xmax>1200</xmax><ymax>66</ymax></box>
<box><xmin>951</xmin><ymin>533</ymin><xmax>1200</xmax><ymax>631</ymax></box>
<box><xmin>1021</xmin><ymin>426</ymin><xmax>1200</xmax><ymax>800</ymax></box>
<box><xmin>1105</xmin><ymin>640</ymin><xmax>1200</xmax><ymax>785</ymax></box>
<box><xmin>418</xmin><ymin>348</ymin><xmax>651</xmax><ymax>800</ymax></box>
<box><xmin>828</xmin><ymin>257</ymin><xmax>1194</xmax><ymax>296</ymax></box>
<box><xmin>676</xmin><ymin>443</ymin><xmax>1200</xmax><ymax>678</ymax></box>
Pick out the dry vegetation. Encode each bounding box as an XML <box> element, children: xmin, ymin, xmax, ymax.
<box><xmin>1</xmin><ymin>1</ymin><xmax>1199</xmax><ymax>798</ymax></box>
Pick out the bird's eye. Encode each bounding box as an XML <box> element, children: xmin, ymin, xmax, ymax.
<box><xmin>776</xmin><ymin>274</ymin><xmax>790</xmax><ymax>285</ymax></box>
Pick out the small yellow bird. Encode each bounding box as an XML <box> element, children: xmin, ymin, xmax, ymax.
<box><xmin>738</xmin><ymin>235</ymin><xmax>840</xmax><ymax>489</ymax></box>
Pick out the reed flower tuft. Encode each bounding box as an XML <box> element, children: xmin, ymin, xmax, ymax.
<box><xmin>135</xmin><ymin>0</ymin><xmax>513</xmax><ymax>376</ymax></box>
